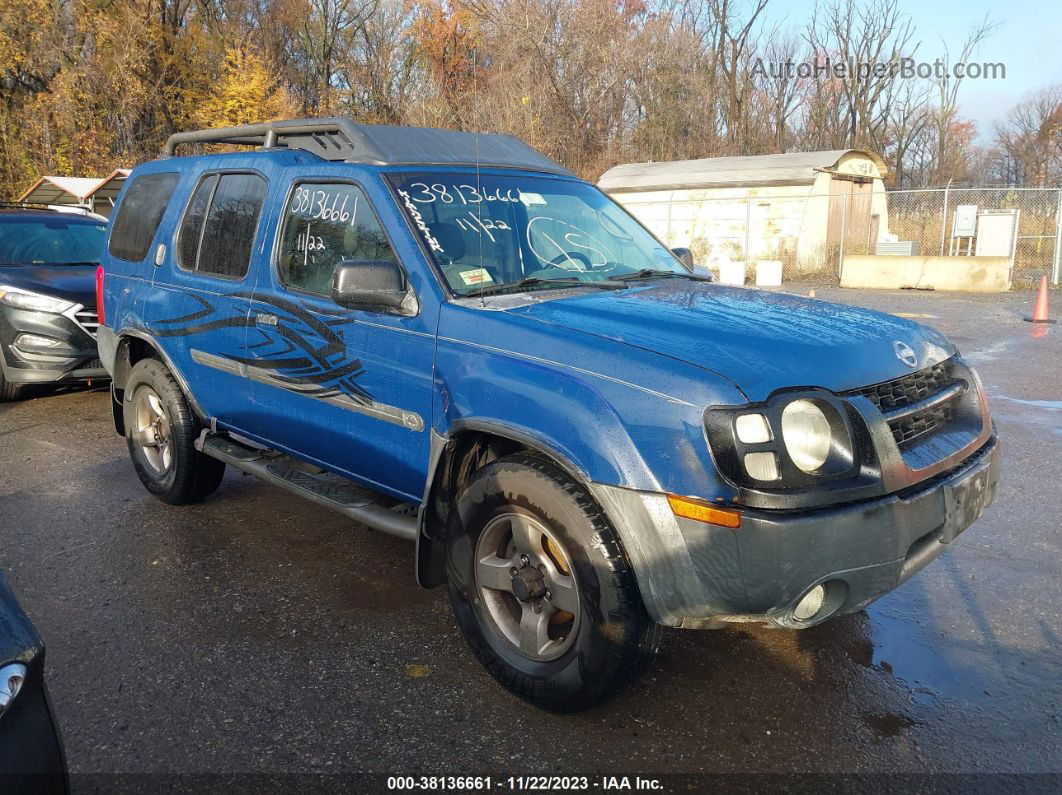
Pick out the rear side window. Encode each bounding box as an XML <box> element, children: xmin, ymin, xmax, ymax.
<box><xmin>178</xmin><ymin>172</ymin><xmax>267</xmax><ymax>279</ymax></box>
<box><xmin>108</xmin><ymin>172</ymin><xmax>180</xmax><ymax>261</ymax></box>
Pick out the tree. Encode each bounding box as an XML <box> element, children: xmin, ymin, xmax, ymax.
<box><xmin>192</xmin><ymin>46</ymin><xmax>298</xmax><ymax>128</ymax></box>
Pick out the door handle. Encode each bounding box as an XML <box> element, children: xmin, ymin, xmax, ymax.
<box><xmin>255</xmin><ymin>313</ymin><xmax>279</xmax><ymax>326</ymax></box>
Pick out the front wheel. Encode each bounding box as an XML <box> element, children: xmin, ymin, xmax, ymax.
<box><xmin>446</xmin><ymin>454</ymin><xmax>661</xmax><ymax>712</ymax></box>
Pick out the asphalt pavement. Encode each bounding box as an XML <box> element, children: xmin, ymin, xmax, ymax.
<box><xmin>0</xmin><ymin>287</ymin><xmax>1059</xmax><ymax>789</ymax></box>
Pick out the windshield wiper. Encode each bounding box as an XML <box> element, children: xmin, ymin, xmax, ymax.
<box><xmin>607</xmin><ymin>268</ymin><xmax>710</xmax><ymax>283</ymax></box>
<box><xmin>463</xmin><ymin>276</ymin><xmax>627</xmax><ymax>298</ymax></box>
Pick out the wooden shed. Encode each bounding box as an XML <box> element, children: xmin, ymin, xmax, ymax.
<box><xmin>598</xmin><ymin>150</ymin><xmax>890</xmax><ymax>274</ymax></box>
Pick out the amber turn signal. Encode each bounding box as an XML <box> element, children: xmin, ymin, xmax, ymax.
<box><xmin>666</xmin><ymin>494</ymin><xmax>741</xmax><ymax>528</ymax></box>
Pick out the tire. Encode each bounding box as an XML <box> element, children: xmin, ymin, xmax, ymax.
<box><xmin>446</xmin><ymin>453</ymin><xmax>661</xmax><ymax>712</ymax></box>
<box><xmin>0</xmin><ymin>355</ymin><xmax>23</xmax><ymax>402</ymax></box>
<box><xmin>123</xmin><ymin>357</ymin><xmax>225</xmax><ymax>505</ymax></box>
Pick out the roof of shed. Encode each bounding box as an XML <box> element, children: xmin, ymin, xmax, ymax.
<box><xmin>598</xmin><ymin>149</ymin><xmax>887</xmax><ymax>193</ymax></box>
<box><xmin>18</xmin><ymin>175</ymin><xmax>102</xmax><ymax>205</ymax></box>
<box><xmin>87</xmin><ymin>169</ymin><xmax>131</xmax><ymax>201</ymax></box>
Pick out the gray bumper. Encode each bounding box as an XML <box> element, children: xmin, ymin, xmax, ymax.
<box><xmin>591</xmin><ymin>436</ymin><xmax>1001</xmax><ymax>629</ymax></box>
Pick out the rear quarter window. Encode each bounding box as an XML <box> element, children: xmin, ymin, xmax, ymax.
<box><xmin>108</xmin><ymin>172</ymin><xmax>180</xmax><ymax>262</ymax></box>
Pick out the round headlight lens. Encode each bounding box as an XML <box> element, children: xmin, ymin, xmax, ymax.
<box><xmin>781</xmin><ymin>399</ymin><xmax>832</xmax><ymax>472</ymax></box>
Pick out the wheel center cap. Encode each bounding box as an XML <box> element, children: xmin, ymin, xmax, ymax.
<box><xmin>511</xmin><ymin>566</ymin><xmax>546</xmax><ymax>602</ymax></box>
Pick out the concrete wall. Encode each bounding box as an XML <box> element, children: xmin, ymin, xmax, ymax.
<box><xmin>840</xmin><ymin>255</ymin><xmax>1012</xmax><ymax>292</ymax></box>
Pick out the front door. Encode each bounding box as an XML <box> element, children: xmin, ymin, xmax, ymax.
<box><xmin>242</xmin><ymin>179</ymin><xmax>434</xmax><ymax>502</ymax></box>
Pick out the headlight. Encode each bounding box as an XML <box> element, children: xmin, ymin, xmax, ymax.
<box><xmin>0</xmin><ymin>662</ymin><xmax>26</xmax><ymax>716</ymax></box>
<box><xmin>0</xmin><ymin>285</ymin><xmax>77</xmax><ymax>314</ymax></box>
<box><xmin>781</xmin><ymin>399</ymin><xmax>833</xmax><ymax>472</ymax></box>
<box><xmin>705</xmin><ymin>391</ymin><xmax>859</xmax><ymax>491</ymax></box>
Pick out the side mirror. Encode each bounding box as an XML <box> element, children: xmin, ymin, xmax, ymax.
<box><xmin>671</xmin><ymin>247</ymin><xmax>694</xmax><ymax>269</ymax></box>
<box><xmin>331</xmin><ymin>259</ymin><xmax>409</xmax><ymax>312</ymax></box>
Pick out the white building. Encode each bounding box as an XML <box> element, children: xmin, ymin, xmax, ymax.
<box><xmin>599</xmin><ymin>150</ymin><xmax>890</xmax><ymax>275</ymax></box>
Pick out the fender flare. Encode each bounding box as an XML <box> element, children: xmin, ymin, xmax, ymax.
<box><xmin>112</xmin><ymin>328</ymin><xmax>209</xmax><ymax>422</ymax></box>
<box><xmin>414</xmin><ymin>419</ymin><xmax>599</xmax><ymax>588</ymax></box>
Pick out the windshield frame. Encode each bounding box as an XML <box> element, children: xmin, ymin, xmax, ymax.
<box><xmin>383</xmin><ymin>168</ymin><xmax>690</xmax><ymax>299</ymax></box>
<box><xmin>0</xmin><ymin>215</ymin><xmax>108</xmax><ymax>267</ymax></box>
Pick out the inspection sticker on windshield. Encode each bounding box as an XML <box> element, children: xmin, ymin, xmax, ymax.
<box><xmin>519</xmin><ymin>191</ymin><xmax>547</xmax><ymax>206</ymax></box>
<box><xmin>459</xmin><ymin>268</ymin><xmax>494</xmax><ymax>286</ymax></box>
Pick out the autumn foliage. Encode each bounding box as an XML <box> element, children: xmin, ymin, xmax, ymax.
<box><xmin>0</xmin><ymin>0</ymin><xmax>1057</xmax><ymax>198</ymax></box>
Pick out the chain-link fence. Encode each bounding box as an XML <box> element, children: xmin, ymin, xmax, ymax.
<box><xmin>624</xmin><ymin>185</ymin><xmax>1062</xmax><ymax>287</ymax></box>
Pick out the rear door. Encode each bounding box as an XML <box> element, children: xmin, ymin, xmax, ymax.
<box><xmin>243</xmin><ymin>176</ymin><xmax>434</xmax><ymax>501</ymax></box>
<box><xmin>144</xmin><ymin>170</ymin><xmax>270</xmax><ymax>432</ymax></box>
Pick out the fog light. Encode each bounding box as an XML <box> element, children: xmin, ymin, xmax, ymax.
<box><xmin>793</xmin><ymin>584</ymin><xmax>827</xmax><ymax>621</ymax></box>
<box><xmin>14</xmin><ymin>333</ymin><xmax>65</xmax><ymax>349</ymax></box>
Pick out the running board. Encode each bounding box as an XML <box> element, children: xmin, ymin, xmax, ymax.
<box><xmin>198</xmin><ymin>433</ymin><xmax>417</xmax><ymax>541</ymax></box>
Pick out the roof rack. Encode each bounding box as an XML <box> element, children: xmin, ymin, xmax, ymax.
<box><xmin>0</xmin><ymin>201</ymin><xmax>105</xmax><ymax>220</ymax></box>
<box><xmin>0</xmin><ymin>201</ymin><xmax>60</xmax><ymax>211</ymax></box>
<box><xmin>163</xmin><ymin>117</ymin><xmax>573</xmax><ymax>175</ymax></box>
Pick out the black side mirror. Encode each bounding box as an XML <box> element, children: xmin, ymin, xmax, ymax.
<box><xmin>331</xmin><ymin>259</ymin><xmax>409</xmax><ymax>312</ymax></box>
<box><xmin>671</xmin><ymin>247</ymin><xmax>694</xmax><ymax>269</ymax></box>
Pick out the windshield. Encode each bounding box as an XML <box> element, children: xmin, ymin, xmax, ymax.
<box><xmin>0</xmin><ymin>217</ymin><xmax>108</xmax><ymax>265</ymax></box>
<box><xmin>388</xmin><ymin>172</ymin><xmax>687</xmax><ymax>296</ymax></box>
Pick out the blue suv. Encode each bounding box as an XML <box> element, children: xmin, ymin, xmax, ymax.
<box><xmin>97</xmin><ymin>119</ymin><xmax>1000</xmax><ymax>711</ymax></box>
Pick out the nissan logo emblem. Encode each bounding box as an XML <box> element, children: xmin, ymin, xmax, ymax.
<box><xmin>894</xmin><ymin>341</ymin><xmax>918</xmax><ymax>368</ymax></box>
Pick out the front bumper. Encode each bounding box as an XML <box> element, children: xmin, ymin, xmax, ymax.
<box><xmin>0</xmin><ymin>305</ymin><xmax>106</xmax><ymax>386</ymax></box>
<box><xmin>591</xmin><ymin>435</ymin><xmax>1001</xmax><ymax>628</ymax></box>
<box><xmin>0</xmin><ymin>672</ymin><xmax>68</xmax><ymax>793</ymax></box>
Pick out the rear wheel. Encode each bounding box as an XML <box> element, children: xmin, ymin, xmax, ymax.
<box><xmin>124</xmin><ymin>357</ymin><xmax>225</xmax><ymax>505</ymax></box>
<box><xmin>446</xmin><ymin>453</ymin><xmax>661</xmax><ymax>712</ymax></box>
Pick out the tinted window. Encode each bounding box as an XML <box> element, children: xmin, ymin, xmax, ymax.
<box><xmin>277</xmin><ymin>183</ymin><xmax>398</xmax><ymax>295</ymax></box>
<box><xmin>177</xmin><ymin>174</ymin><xmax>218</xmax><ymax>270</ymax></box>
<box><xmin>192</xmin><ymin>173</ymin><xmax>267</xmax><ymax>278</ymax></box>
<box><xmin>108</xmin><ymin>172</ymin><xmax>180</xmax><ymax>261</ymax></box>
<box><xmin>0</xmin><ymin>218</ymin><xmax>107</xmax><ymax>265</ymax></box>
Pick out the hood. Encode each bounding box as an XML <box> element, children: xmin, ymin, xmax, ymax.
<box><xmin>0</xmin><ymin>264</ymin><xmax>98</xmax><ymax>308</ymax></box>
<box><xmin>503</xmin><ymin>281</ymin><xmax>954</xmax><ymax>400</ymax></box>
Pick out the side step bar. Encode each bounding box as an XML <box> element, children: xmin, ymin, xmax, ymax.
<box><xmin>198</xmin><ymin>433</ymin><xmax>417</xmax><ymax>541</ymax></box>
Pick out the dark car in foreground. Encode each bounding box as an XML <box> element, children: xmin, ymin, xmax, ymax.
<box><xmin>0</xmin><ymin>205</ymin><xmax>108</xmax><ymax>401</ymax></box>
<box><xmin>0</xmin><ymin>573</ymin><xmax>67</xmax><ymax>793</ymax></box>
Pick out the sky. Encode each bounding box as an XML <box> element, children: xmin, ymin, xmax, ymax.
<box><xmin>764</xmin><ymin>0</ymin><xmax>1062</xmax><ymax>141</ymax></box>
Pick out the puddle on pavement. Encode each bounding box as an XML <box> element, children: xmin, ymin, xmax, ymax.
<box><xmin>993</xmin><ymin>395</ymin><xmax>1062</xmax><ymax>410</ymax></box>
<box><xmin>865</xmin><ymin>604</ymin><xmax>992</xmax><ymax>705</ymax></box>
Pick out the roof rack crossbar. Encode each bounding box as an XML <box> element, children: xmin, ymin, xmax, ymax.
<box><xmin>161</xmin><ymin>116</ymin><xmax>573</xmax><ymax>175</ymax></box>
<box><xmin>163</xmin><ymin>118</ymin><xmax>384</xmax><ymax>162</ymax></box>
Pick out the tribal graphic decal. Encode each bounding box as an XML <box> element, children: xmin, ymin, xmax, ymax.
<box><xmin>152</xmin><ymin>289</ymin><xmax>373</xmax><ymax>405</ymax></box>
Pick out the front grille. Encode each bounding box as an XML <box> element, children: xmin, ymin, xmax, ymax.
<box><xmin>74</xmin><ymin>308</ymin><xmax>99</xmax><ymax>338</ymax></box>
<box><xmin>846</xmin><ymin>361</ymin><xmax>964</xmax><ymax>448</ymax></box>
<box><xmin>850</xmin><ymin>361</ymin><xmax>952</xmax><ymax>411</ymax></box>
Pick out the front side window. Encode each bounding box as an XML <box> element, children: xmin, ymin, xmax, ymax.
<box><xmin>276</xmin><ymin>182</ymin><xmax>399</xmax><ymax>295</ymax></box>
<box><xmin>0</xmin><ymin>217</ymin><xmax>107</xmax><ymax>265</ymax></box>
<box><xmin>109</xmin><ymin>172</ymin><xmax>180</xmax><ymax>262</ymax></box>
<box><xmin>388</xmin><ymin>173</ymin><xmax>686</xmax><ymax>295</ymax></box>
<box><xmin>177</xmin><ymin>172</ymin><xmax>267</xmax><ymax>279</ymax></box>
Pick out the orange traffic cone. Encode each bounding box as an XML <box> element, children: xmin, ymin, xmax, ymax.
<box><xmin>1024</xmin><ymin>276</ymin><xmax>1056</xmax><ymax>324</ymax></box>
